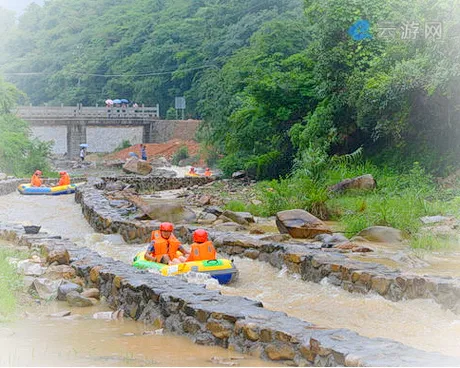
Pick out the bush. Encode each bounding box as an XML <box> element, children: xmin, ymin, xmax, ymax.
<box><xmin>113</xmin><ymin>139</ymin><xmax>132</xmax><ymax>152</ymax></box>
<box><xmin>0</xmin><ymin>248</ymin><xmax>27</xmax><ymax>321</ymax></box>
<box><xmin>172</xmin><ymin>145</ymin><xmax>189</xmax><ymax>165</ymax></box>
<box><xmin>224</xmin><ymin>200</ymin><xmax>247</xmax><ymax>212</ymax></box>
<box><xmin>166</xmin><ymin>107</ymin><xmax>176</xmax><ymax>120</ymax></box>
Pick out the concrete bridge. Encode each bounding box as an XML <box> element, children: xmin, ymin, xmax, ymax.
<box><xmin>16</xmin><ymin>105</ymin><xmax>199</xmax><ymax>158</ymax></box>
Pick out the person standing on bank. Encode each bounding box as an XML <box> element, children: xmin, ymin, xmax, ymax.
<box><xmin>141</xmin><ymin>144</ymin><xmax>147</xmax><ymax>161</ymax></box>
<box><xmin>80</xmin><ymin>147</ymin><xmax>86</xmax><ymax>161</ymax></box>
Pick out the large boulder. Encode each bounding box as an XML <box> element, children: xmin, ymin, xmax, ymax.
<box><xmin>149</xmin><ymin>168</ymin><xmax>177</xmax><ymax>178</ymax></box>
<box><xmin>222</xmin><ymin>210</ymin><xmax>249</xmax><ymax>226</ymax></box>
<box><xmin>357</xmin><ymin>226</ymin><xmax>403</xmax><ymax>243</ymax></box>
<box><xmin>122</xmin><ymin>157</ymin><xmax>152</xmax><ymax>175</ymax></box>
<box><xmin>275</xmin><ymin>209</ymin><xmax>332</xmax><ymax>239</ymax></box>
<box><xmin>44</xmin><ymin>246</ymin><xmax>70</xmax><ymax>266</ymax></box>
<box><xmin>44</xmin><ymin>265</ymin><xmax>76</xmax><ymax>280</ymax></box>
<box><xmin>16</xmin><ymin>260</ymin><xmax>45</xmax><ymax>276</ymax></box>
<box><xmin>31</xmin><ymin>278</ymin><xmax>63</xmax><ymax>300</ymax></box>
<box><xmin>66</xmin><ymin>291</ymin><xmax>94</xmax><ymax>307</ymax></box>
<box><xmin>329</xmin><ymin>174</ymin><xmax>376</xmax><ymax>193</ymax></box>
<box><xmin>149</xmin><ymin>157</ymin><xmax>170</xmax><ymax>167</ymax></box>
<box><xmin>231</xmin><ymin>170</ymin><xmax>246</xmax><ymax>179</ymax></box>
<box><xmin>57</xmin><ymin>281</ymin><xmax>83</xmax><ymax>301</ymax></box>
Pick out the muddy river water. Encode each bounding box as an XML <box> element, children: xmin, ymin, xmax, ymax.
<box><xmin>0</xmin><ymin>192</ymin><xmax>459</xmax><ymax>364</ymax></box>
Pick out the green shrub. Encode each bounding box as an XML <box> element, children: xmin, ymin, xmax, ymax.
<box><xmin>0</xmin><ymin>248</ymin><xmax>26</xmax><ymax>321</ymax></box>
<box><xmin>166</xmin><ymin>107</ymin><xmax>176</xmax><ymax>120</ymax></box>
<box><xmin>172</xmin><ymin>145</ymin><xmax>189</xmax><ymax>165</ymax></box>
<box><xmin>224</xmin><ymin>200</ymin><xmax>247</xmax><ymax>212</ymax></box>
<box><xmin>113</xmin><ymin>140</ymin><xmax>132</xmax><ymax>152</ymax></box>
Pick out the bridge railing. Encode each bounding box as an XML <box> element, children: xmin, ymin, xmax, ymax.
<box><xmin>16</xmin><ymin>104</ymin><xmax>160</xmax><ymax>119</ymax></box>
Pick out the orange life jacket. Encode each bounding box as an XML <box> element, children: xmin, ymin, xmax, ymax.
<box><xmin>187</xmin><ymin>241</ymin><xmax>216</xmax><ymax>262</ymax></box>
<box><xmin>149</xmin><ymin>230</ymin><xmax>182</xmax><ymax>262</ymax></box>
<box><xmin>58</xmin><ymin>174</ymin><xmax>71</xmax><ymax>186</ymax></box>
<box><xmin>204</xmin><ymin>170</ymin><xmax>211</xmax><ymax>177</ymax></box>
<box><xmin>30</xmin><ymin>174</ymin><xmax>42</xmax><ymax>187</ymax></box>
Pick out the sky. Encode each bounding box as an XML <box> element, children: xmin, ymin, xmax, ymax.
<box><xmin>0</xmin><ymin>0</ymin><xmax>44</xmax><ymax>15</ymax></box>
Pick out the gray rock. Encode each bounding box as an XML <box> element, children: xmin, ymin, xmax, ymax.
<box><xmin>236</xmin><ymin>212</ymin><xmax>255</xmax><ymax>223</ymax></box>
<box><xmin>105</xmin><ymin>182</ymin><xmax>126</xmax><ymax>191</ymax></box>
<box><xmin>204</xmin><ymin>206</ymin><xmax>224</xmax><ymax>216</ymax></box>
<box><xmin>149</xmin><ymin>157</ymin><xmax>170</xmax><ymax>167</ymax></box>
<box><xmin>197</xmin><ymin>212</ymin><xmax>218</xmax><ymax>224</ymax></box>
<box><xmin>122</xmin><ymin>157</ymin><xmax>152</xmax><ymax>175</ymax></box>
<box><xmin>329</xmin><ymin>174</ymin><xmax>376</xmax><ymax>193</ymax></box>
<box><xmin>17</xmin><ymin>260</ymin><xmax>45</xmax><ymax>276</ymax></box>
<box><xmin>81</xmin><ymin>288</ymin><xmax>100</xmax><ymax>299</ymax></box>
<box><xmin>231</xmin><ymin>171</ymin><xmax>246</xmax><ymax>179</ymax></box>
<box><xmin>149</xmin><ymin>168</ymin><xmax>177</xmax><ymax>178</ymax></box>
<box><xmin>222</xmin><ymin>210</ymin><xmax>249</xmax><ymax>226</ymax></box>
<box><xmin>322</xmin><ymin>233</ymin><xmax>349</xmax><ymax>248</ymax></box>
<box><xmin>357</xmin><ymin>226</ymin><xmax>403</xmax><ymax>243</ymax></box>
<box><xmin>315</xmin><ymin>234</ymin><xmax>333</xmax><ymax>242</ymax></box>
<box><xmin>276</xmin><ymin>209</ymin><xmax>332</xmax><ymax>239</ymax></box>
<box><xmin>44</xmin><ymin>264</ymin><xmax>76</xmax><ymax>280</ymax></box>
<box><xmin>213</xmin><ymin>222</ymin><xmax>247</xmax><ymax>232</ymax></box>
<box><xmin>49</xmin><ymin>310</ymin><xmax>71</xmax><ymax>318</ymax></box>
<box><xmin>31</xmin><ymin>278</ymin><xmax>63</xmax><ymax>301</ymax></box>
<box><xmin>66</xmin><ymin>291</ymin><xmax>94</xmax><ymax>307</ymax></box>
<box><xmin>58</xmin><ymin>281</ymin><xmax>83</xmax><ymax>301</ymax></box>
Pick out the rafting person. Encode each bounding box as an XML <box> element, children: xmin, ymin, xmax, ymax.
<box><xmin>30</xmin><ymin>170</ymin><xmax>43</xmax><ymax>187</ymax></box>
<box><xmin>186</xmin><ymin>229</ymin><xmax>216</xmax><ymax>262</ymax></box>
<box><xmin>188</xmin><ymin>167</ymin><xmax>196</xmax><ymax>175</ymax></box>
<box><xmin>145</xmin><ymin>222</ymin><xmax>190</xmax><ymax>265</ymax></box>
<box><xmin>204</xmin><ymin>168</ymin><xmax>212</xmax><ymax>177</ymax></box>
<box><xmin>56</xmin><ymin>171</ymin><xmax>71</xmax><ymax>186</ymax></box>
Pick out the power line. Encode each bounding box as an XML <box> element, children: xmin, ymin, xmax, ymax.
<box><xmin>2</xmin><ymin>64</ymin><xmax>219</xmax><ymax>78</ymax></box>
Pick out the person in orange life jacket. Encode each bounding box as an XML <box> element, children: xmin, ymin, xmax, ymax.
<box><xmin>55</xmin><ymin>171</ymin><xmax>71</xmax><ymax>186</ymax></box>
<box><xmin>30</xmin><ymin>170</ymin><xmax>43</xmax><ymax>187</ymax></box>
<box><xmin>204</xmin><ymin>168</ymin><xmax>211</xmax><ymax>177</ymax></box>
<box><xmin>145</xmin><ymin>222</ymin><xmax>190</xmax><ymax>265</ymax></box>
<box><xmin>186</xmin><ymin>229</ymin><xmax>217</xmax><ymax>262</ymax></box>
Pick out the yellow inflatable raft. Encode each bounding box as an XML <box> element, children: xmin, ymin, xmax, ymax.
<box><xmin>132</xmin><ymin>250</ymin><xmax>238</xmax><ymax>284</ymax></box>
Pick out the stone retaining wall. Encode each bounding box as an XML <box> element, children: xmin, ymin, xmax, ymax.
<box><xmin>0</xmin><ymin>178</ymin><xmax>24</xmax><ymax>196</ymax></box>
<box><xmin>99</xmin><ymin>175</ymin><xmax>213</xmax><ymax>192</ymax></box>
<box><xmin>76</xmin><ymin>180</ymin><xmax>460</xmax><ymax>315</ymax></box>
<box><xmin>0</xmin><ymin>222</ymin><xmax>458</xmax><ymax>367</ymax></box>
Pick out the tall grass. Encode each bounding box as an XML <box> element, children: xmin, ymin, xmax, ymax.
<box><xmin>0</xmin><ymin>248</ymin><xmax>26</xmax><ymax>321</ymax></box>
<box><xmin>252</xmin><ymin>151</ymin><xmax>454</xmax><ymax>239</ymax></box>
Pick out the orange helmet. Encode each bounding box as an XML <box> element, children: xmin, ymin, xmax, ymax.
<box><xmin>159</xmin><ymin>222</ymin><xmax>174</xmax><ymax>232</ymax></box>
<box><xmin>34</xmin><ymin>170</ymin><xmax>42</xmax><ymax>175</ymax></box>
<box><xmin>206</xmin><ymin>168</ymin><xmax>210</xmax><ymax>171</ymax></box>
<box><xmin>59</xmin><ymin>171</ymin><xmax>67</xmax><ymax>175</ymax></box>
<box><xmin>193</xmin><ymin>229</ymin><xmax>208</xmax><ymax>243</ymax></box>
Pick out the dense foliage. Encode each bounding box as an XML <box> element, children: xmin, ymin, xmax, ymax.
<box><xmin>0</xmin><ymin>77</ymin><xmax>51</xmax><ymax>176</ymax></box>
<box><xmin>1</xmin><ymin>0</ymin><xmax>459</xmax><ymax>179</ymax></box>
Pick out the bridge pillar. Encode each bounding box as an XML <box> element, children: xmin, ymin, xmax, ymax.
<box><xmin>143</xmin><ymin>122</ymin><xmax>155</xmax><ymax>143</ymax></box>
<box><xmin>67</xmin><ymin>121</ymin><xmax>87</xmax><ymax>159</ymax></box>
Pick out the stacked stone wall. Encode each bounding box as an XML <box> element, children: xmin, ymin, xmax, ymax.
<box><xmin>0</xmin><ymin>223</ymin><xmax>458</xmax><ymax>367</ymax></box>
<box><xmin>0</xmin><ymin>178</ymin><xmax>24</xmax><ymax>196</ymax></box>
<box><xmin>75</xmin><ymin>179</ymin><xmax>460</xmax><ymax>315</ymax></box>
